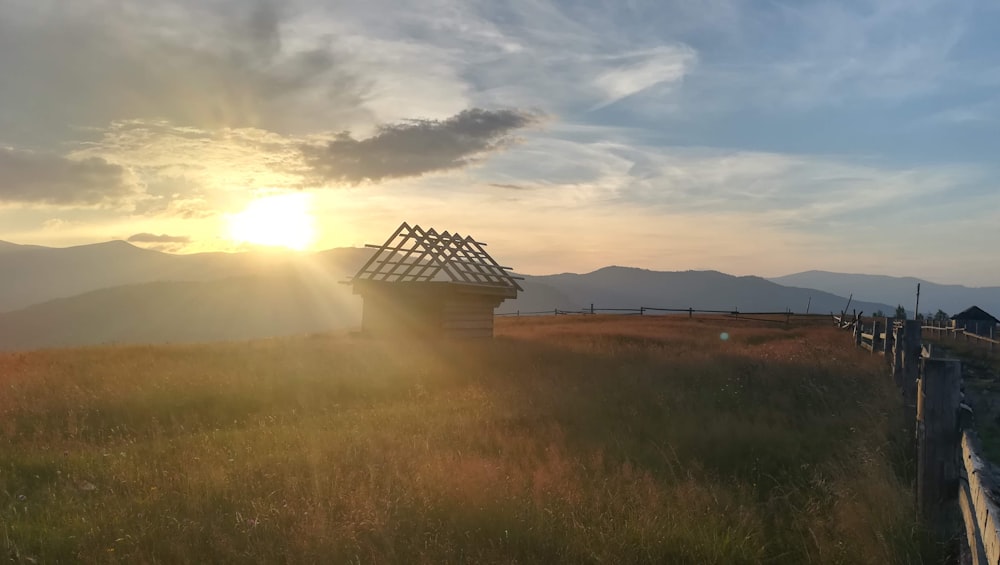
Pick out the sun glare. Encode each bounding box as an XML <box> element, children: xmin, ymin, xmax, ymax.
<box><xmin>226</xmin><ymin>193</ymin><xmax>316</xmax><ymax>251</ymax></box>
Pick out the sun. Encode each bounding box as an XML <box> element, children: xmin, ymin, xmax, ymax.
<box><xmin>226</xmin><ymin>192</ymin><xmax>316</xmax><ymax>251</ymax></box>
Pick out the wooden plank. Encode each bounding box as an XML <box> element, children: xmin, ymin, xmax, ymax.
<box><xmin>963</xmin><ymin>431</ymin><xmax>1000</xmax><ymax>565</ymax></box>
<box><xmin>960</xmin><ymin>474</ymin><xmax>988</xmax><ymax>565</ymax></box>
<box><xmin>446</xmin><ymin>327</ymin><xmax>493</xmax><ymax>338</ymax></box>
<box><xmin>442</xmin><ymin>320</ymin><xmax>494</xmax><ymax>330</ymax></box>
<box><xmin>443</xmin><ymin>313</ymin><xmax>492</xmax><ymax>320</ymax></box>
<box><xmin>443</xmin><ymin>302</ymin><xmax>494</xmax><ymax>312</ymax></box>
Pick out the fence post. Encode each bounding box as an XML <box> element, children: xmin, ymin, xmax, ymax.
<box><xmin>590</xmin><ymin>303</ymin><xmax>594</xmax><ymax>315</ymax></box>
<box><xmin>854</xmin><ymin>318</ymin><xmax>862</xmax><ymax>347</ymax></box>
<box><xmin>893</xmin><ymin>324</ymin><xmax>904</xmax><ymax>386</ymax></box>
<box><xmin>688</xmin><ymin>307</ymin><xmax>693</xmax><ymax>319</ymax></box>
<box><xmin>902</xmin><ymin>320</ymin><xmax>923</xmax><ymax>422</ymax></box>
<box><xmin>916</xmin><ymin>357</ymin><xmax>962</xmax><ymax>535</ymax></box>
<box><xmin>882</xmin><ymin>317</ymin><xmax>893</xmax><ymax>361</ymax></box>
<box><xmin>640</xmin><ymin>307</ymin><xmax>645</xmax><ymax>316</ymax></box>
<box><xmin>516</xmin><ymin>310</ymin><xmax>520</xmax><ymax>317</ymax></box>
<box><xmin>871</xmin><ymin>319</ymin><xmax>881</xmax><ymax>355</ymax></box>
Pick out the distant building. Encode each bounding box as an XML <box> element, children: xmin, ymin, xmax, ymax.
<box><xmin>950</xmin><ymin>306</ymin><xmax>999</xmax><ymax>338</ymax></box>
<box><xmin>349</xmin><ymin>222</ymin><xmax>522</xmax><ymax>338</ymax></box>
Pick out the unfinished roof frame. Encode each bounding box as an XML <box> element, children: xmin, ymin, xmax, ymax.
<box><xmin>350</xmin><ymin>222</ymin><xmax>523</xmax><ymax>297</ymax></box>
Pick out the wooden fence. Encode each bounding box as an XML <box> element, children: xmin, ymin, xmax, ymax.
<box><xmin>922</xmin><ymin>321</ymin><xmax>999</xmax><ymax>353</ymax></box>
<box><xmin>497</xmin><ymin>306</ymin><xmax>832</xmax><ymax>325</ymax></box>
<box><xmin>839</xmin><ymin>315</ymin><xmax>999</xmax><ymax>562</ymax></box>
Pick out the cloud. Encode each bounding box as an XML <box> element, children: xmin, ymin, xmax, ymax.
<box><xmin>302</xmin><ymin>108</ymin><xmax>539</xmax><ymax>183</ymax></box>
<box><xmin>0</xmin><ymin>148</ymin><xmax>135</xmax><ymax>205</ymax></box>
<box><xmin>471</xmin><ymin>129</ymin><xmax>988</xmax><ymax>232</ymax></box>
<box><xmin>488</xmin><ymin>183</ymin><xmax>529</xmax><ymax>191</ymax></box>
<box><xmin>0</xmin><ymin>0</ymin><xmax>369</xmax><ymax>147</ymax></box>
<box><xmin>591</xmin><ymin>46</ymin><xmax>697</xmax><ymax>109</ymax></box>
<box><xmin>127</xmin><ymin>233</ymin><xmax>191</xmax><ymax>244</ymax></box>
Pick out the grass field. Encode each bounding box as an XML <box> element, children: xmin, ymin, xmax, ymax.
<box><xmin>2</xmin><ymin>315</ymin><xmax>933</xmax><ymax>563</ymax></box>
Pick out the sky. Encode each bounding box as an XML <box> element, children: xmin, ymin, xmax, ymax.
<box><xmin>1</xmin><ymin>0</ymin><xmax>999</xmax><ymax>285</ymax></box>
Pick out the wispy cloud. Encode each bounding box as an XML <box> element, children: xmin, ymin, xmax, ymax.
<box><xmin>591</xmin><ymin>46</ymin><xmax>697</xmax><ymax>109</ymax></box>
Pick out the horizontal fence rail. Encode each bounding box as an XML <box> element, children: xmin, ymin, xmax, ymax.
<box><xmin>496</xmin><ymin>306</ymin><xmax>833</xmax><ymax>323</ymax></box>
<box><xmin>922</xmin><ymin>324</ymin><xmax>998</xmax><ymax>352</ymax></box>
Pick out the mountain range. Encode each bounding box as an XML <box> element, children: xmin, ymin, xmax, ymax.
<box><xmin>770</xmin><ymin>271</ymin><xmax>1000</xmax><ymax>319</ymax></box>
<box><xmin>510</xmin><ymin>267</ymin><xmax>888</xmax><ymax>316</ymax></box>
<box><xmin>8</xmin><ymin>239</ymin><xmax>990</xmax><ymax>351</ymax></box>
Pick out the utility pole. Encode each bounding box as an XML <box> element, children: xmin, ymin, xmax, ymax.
<box><xmin>914</xmin><ymin>283</ymin><xmax>921</xmax><ymax>321</ymax></box>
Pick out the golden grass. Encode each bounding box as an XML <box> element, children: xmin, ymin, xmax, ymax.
<box><xmin>1</xmin><ymin>315</ymin><xmax>932</xmax><ymax>563</ymax></box>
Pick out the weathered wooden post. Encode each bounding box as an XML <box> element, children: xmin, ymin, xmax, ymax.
<box><xmin>871</xmin><ymin>319</ymin><xmax>881</xmax><ymax>355</ymax></box>
<box><xmin>902</xmin><ymin>320</ymin><xmax>922</xmax><ymax>421</ymax></box>
<box><xmin>883</xmin><ymin>317</ymin><xmax>893</xmax><ymax>362</ymax></box>
<box><xmin>893</xmin><ymin>324</ymin><xmax>904</xmax><ymax>386</ymax></box>
<box><xmin>854</xmin><ymin>318</ymin><xmax>863</xmax><ymax>347</ymax></box>
<box><xmin>590</xmin><ymin>303</ymin><xmax>594</xmax><ymax>315</ymax></box>
<box><xmin>688</xmin><ymin>307</ymin><xmax>693</xmax><ymax>319</ymax></box>
<box><xmin>916</xmin><ymin>357</ymin><xmax>962</xmax><ymax>534</ymax></box>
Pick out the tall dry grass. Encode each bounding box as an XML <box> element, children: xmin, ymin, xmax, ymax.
<box><xmin>1</xmin><ymin>315</ymin><xmax>931</xmax><ymax>563</ymax></box>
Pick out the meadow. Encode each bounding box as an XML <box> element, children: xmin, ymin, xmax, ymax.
<box><xmin>2</xmin><ymin>315</ymin><xmax>932</xmax><ymax>563</ymax></box>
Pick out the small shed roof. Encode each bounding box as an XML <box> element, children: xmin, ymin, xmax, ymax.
<box><xmin>951</xmin><ymin>306</ymin><xmax>999</xmax><ymax>323</ymax></box>
<box><xmin>349</xmin><ymin>222</ymin><xmax>523</xmax><ymax>298</ymax></box>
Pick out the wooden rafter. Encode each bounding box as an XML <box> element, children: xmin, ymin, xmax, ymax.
<box><xmin>350</xmin><ymin>222</ymin><xmax>523</xmax><ymax>294</ymax></box>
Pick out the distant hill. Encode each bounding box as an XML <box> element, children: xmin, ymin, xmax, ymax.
<box><xmin>0</xmin><ymin>240</ymin><xmax>371</xmax><ymax>313</ymax></box>
<box><xmin>770</xmin><ymin>271</ymin><xmax>1000</xmax><ymax>318</ymax></box>
<box><xmin>0</xmin><ymin>272</ymin><xmax>362</xmax><ymax>351</ymax></box>
<box><xmin>501</xmin><ymin>266</ymin><xmax>892</xmax><ymax>316</ymax></box>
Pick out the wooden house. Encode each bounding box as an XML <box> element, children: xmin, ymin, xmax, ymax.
<box><xmin>950</xmin><ymin>306</ymin><xmax>999</xmax><ymax>338</ymax></box>
<box><xmin>349</xmin><ymin>222</ymin><xmax>522</xmax><ymax>338</ymax></box>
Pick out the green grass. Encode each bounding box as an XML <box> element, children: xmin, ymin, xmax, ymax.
<box><xmin>1</xmin><ymin>316</ymin><xmax>932</xmax><ymax>563</ymax></box>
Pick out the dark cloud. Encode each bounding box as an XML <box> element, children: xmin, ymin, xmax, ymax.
<box><xmin>127</xmin><ymin>233</ymin><xmax>191</xmax><ymax>244</ymax></box>
<box><xmin>0</xmin><ymin>0</ymin><xmax>368</xmax><ymax>147</ymax></box>
<box><xmin>302</xmin><ymin>109</ymin><xmax>539</xmax><ymax>184</ymax></box>
<box><xmin>244</xmin><ymin>1</ymin><xmax>282</xmax><ymax>59</ymax></box>
<box><xmin>0</xmin><ymin>148</ymin><xmax>134</xmax><ymax>205</ymax></box>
